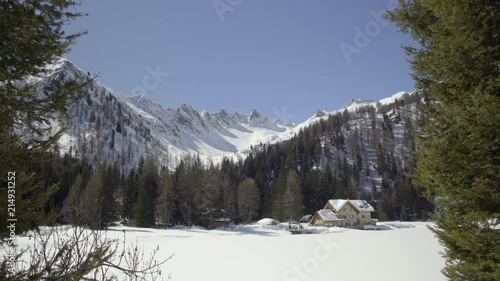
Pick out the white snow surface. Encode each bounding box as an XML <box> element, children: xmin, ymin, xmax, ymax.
<box><xmin>10</xmin><ymin>222</ymin><xmax>445</xmax><ymax>281</ymax></box>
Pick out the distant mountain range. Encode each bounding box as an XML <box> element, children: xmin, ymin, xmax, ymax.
<box><xmin>33</xmin><ymin>57</ymin><xmax>414</xmax><ymax>171</ymax></box>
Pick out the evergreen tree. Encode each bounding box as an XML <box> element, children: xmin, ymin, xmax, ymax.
<box><xmin>135</xmin><ymin>156</ymin><xmax>159</xmax><ymax>227</ymax></box>
<box><xmin>172</xmin><ymin>159</ymin><xmax>192</xmax><ymax>225</ymax></box>
<box><xmin>283</xmin><ymin>170</ymin><xmax>304</xmax><ymax>222</ymax></box>
<box><xmin>387</xmin><ymin>1</ymin><xmax>500</xmax><ymax>279</ymax></box>
<box><xmin>0</xmin><ymin>2</ymin><xmax>169</xmax><ymax>279</ymax></box>
<box><xmin>271</xmin><ymin>166</ymin><xmax>287</xmax><ymax>221</ymax></box>
<box><xmin>156</xmin><ymin>167</ymin><xmax>176</xmax><ymax>227</ymax></box>
<box><xmin>188</xmin><ymin>155</ymin><xmax>204</xmax><ymax>224</ymax></box>
<box><xmin>99</xmin><ymin>164</ymin><xmax>119</xmax><ymax>228</ymax></box>
<box><xmin>318</xmin><ymin>164</ymin><xmax>333</xmax><ymax>200</ymax></box>
<box><xmin>303</xmin><ymin>169</ymin><xmax>320</xmax><ymax>214</ymax></box>
<box><xmin>0</xmin><ymin>0</ymin><xmax>87</xmax><ymax>238</ymax></box>
<box><xmin>122</xmin><ymin>168</ymin><xmax>139</xmax><ymax>223</ymax></box>
<box><xmin>220</xmin><ymin>157</ymin><xmax>239</xmax><ymax>221</ymax></box>
<box><xmin>237</xmin><ymin>177</ymin><xmax>260</xmax><ymax>223</ymax></box>
<box><xmin>196</xmin><ymin>164</ymin><xmax>225</xmax><ymax>226</ymax></box>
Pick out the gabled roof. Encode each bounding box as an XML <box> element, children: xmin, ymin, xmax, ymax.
<box><xmin>300</xmin><ymin>214</ymin><xmax>313</xmax><ymax>223</ymax></box>
<box><xmin>316</xmin><ymin>210</ymin><xmax>343</xmax><ymax>222</ymax></box>
<box><xmin>326</xmin><ymin>199</ymin><xmax>348</xmax><ymax>212</ymax></box>
<box><xmin>327</xmin><ymin>199</ymin><xmax>375</xmax><ymax>212</ymax></box>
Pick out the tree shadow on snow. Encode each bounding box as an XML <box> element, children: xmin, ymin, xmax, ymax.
<box><xmin>212</xmin><ymin>226</ymin><xmax>282</xmax><ymax>237</ymax></box>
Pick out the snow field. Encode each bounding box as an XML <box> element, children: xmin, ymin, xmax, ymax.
<box><xmin>6</xmin><ymin>221</ymin><xmax>444</xmax><ymax>281</ymax></box>
<box><xmin>31</xmin><ymin>222</ymin><xmax>445</xmax><ymax>280</ymax></box>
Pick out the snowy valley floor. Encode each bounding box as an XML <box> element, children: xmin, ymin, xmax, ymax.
<box><xmin>12</xmin><ymin>221</ymin><xmax>445</xmax><ymax>281</ymax></box>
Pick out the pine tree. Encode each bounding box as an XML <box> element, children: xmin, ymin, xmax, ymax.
<box><xmin>387</xmin><ymin>1</ymin><xmax>500</xmax><ymax>280</ymax></box>
<box><xmin>271</xmin><ymin>166</ymin><xmax>287</xmax><ymax>221</ymax></box>
<box><xmin>99</xmin><ymin>164</ymin><xmax>119</xmax><ymax>229</ymax></box>
<box><xmin>156</xmin><ymin>167</ymin><xmax>176</xmax><ymax>227</ymax></box>
<box><xmin>122</xmin><ymin>168</ymin><xmax>139</xmax><ymax>223</ymax></box>
<box><xmin>303</xmin><ymin>169</ymin><xmax>320</xmax><ymax>213</ymax></box>
<box><xmin>172</xmin><ymin>159</ymin><xmax>192</xmax><ymax>225</ymax></box>
<box><xmin>283</xmin><ymin>170</ymin><xmax>304</xmax><ymax>222</ymax></box>
<box><xmin>188</xmin><ymin>155</ymin><xmax>204</xmax><ymax>224</ymax></box>
<box><xmin>0</xmin><ymin>2</ymin><xmax>169</xmax><ymax>279</ymax></box>
<box><xmin>0</xmin><ymin>0</ymin><xmax>87</xmax><ymax>238</ymax></box>
<box><xmin>318</xmin><ymin>164</ymin><xmax>333</xmax><ymax>200</ymax></box>
<box><xmin>195</xmin><ymin>164</ymin><xmax>225</xmax><ymax>227</ymax></box>
<box><xmin>221</xmin><ymin>171</ymin><xmax>238</xmax><ymax>222</ymax></box>
<box><xmin>135</xmin><ymin>156</ymin><xmax>159</xmax><ymax>228</ymax></box>
<box><xmin>237</xmin><ymin>177</ymin><xmax>260</xmax><ymax>223</ymax></box>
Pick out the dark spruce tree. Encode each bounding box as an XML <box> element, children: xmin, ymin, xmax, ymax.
<box><xmin>271</xmin><ymin>163</ymin><xmax>287</xmax><ymax>221</ymax></box>
<box><xmin>387</xmin><ymin>1</ymin><xmax>500</xmax><ymax>280</ymax></box>
<box><xmin>156</xmin><ymin>166</ymin><xmax>176</xmax><ymax>227</ymax></box>
<box><xmin>0</xmin><ymin>0</ymin><xmax>87</xmax><ymax>238</ymax></box>
<box><xmin>99</xmin><ymin>164</ymin><xmax>120</xmax><ymax>229</ymax></box>
<box><xmin>135</xmin><ymin>156</ymin><xmax>159</xmax><ymax>227</ymax></box>
<box><xmin>122</xmin><ymin>168</ymin><xmax>139</xmax><ymax>223</ymax></box>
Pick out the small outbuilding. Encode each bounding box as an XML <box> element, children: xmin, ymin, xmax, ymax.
<box><xmin>203</xmin><ymin>208</ymin><xmax>231</xmax><ymax>229</ymax></box>
<box><xmin>299</xmin><ymin>214</ymin><xmax>313</xmax><ymax>223</ymax></box>
<box><xmin>213</xmin><ymin>217</ymin><xmax>231</xmax><ymax>229</ymax></box>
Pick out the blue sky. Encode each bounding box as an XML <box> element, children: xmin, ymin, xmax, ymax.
<box><xmin>65</xmin><ymin>0</ymin><xmax>416</xmax><ymax>123</ymax></box>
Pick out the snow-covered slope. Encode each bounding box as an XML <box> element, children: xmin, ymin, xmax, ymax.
<box><xmin>292</xmin><ymin>91</ymin><xmax>410</xmax><ymax>133</ymax></box>
<box><xmin>33</xmin><ymin>58</ymin><xmax>414</xmax><ymax>170</ymax></box>
<box><xmin>33</xmin><ymin>58</ymin><xmax>295</xmax><ymax>169</ymax></box>
<box><xmin>125</xmin><ymin>95</ymin><xmax>294</xmax><ymax>163</ymax></box>
<box><xmin>266</xmin><ymin>91</ymin><xmax>415</xmax><ymax>156</ymax></box>
<box><xmin>279</xmin><ymin>90</ymin><xmax>421</xmax><ymax>192</ymax></box>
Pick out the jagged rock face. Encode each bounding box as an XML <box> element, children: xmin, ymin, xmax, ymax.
<box><xmin>36</xmin><ymin>58</ymin><xmax>416</xmax><ymax>172</ymax></box>
<box><xmin>36</xmin><ymin>58</ymin><xmax>295</xmax><ymax>170</ymax></box>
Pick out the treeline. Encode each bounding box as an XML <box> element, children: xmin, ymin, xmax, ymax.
<box><xmin>36</xmin><ymin>151</ymin><xmax>304</xmax><ymax>229</ymax></box>
<box><xmin>38</xmin><ymin>93</ymin><xmax>432</xmax><ymax>230</ymax></box>
<box><xmin>37</xmin><ymin>153</ymin><xmax>267</xmax><ymax>229</ymax></box>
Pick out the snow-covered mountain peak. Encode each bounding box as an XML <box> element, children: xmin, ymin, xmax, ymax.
<box><xmin>33</xmin><ymin>58</ymin><xmax>415</xmax><ymax>170</ymax></box>
<box><xmin>219</xmin><ymin>109</ymin><xmax>230</xmax><ymax>116</ymax></box>
<box><xmin>248</xmin><ymin>108</ymin><xmax>264</xmax><ymax>121</ymax></box>
<box><xmin>345</xmin><ymin>98</ymin><xmax>375</xmax><ymax>108</ymax></box>
<box><xmin>127</xmin><ymin>94</ymin><xmax>154</xmax><ymax>104</ymax></box>
<box><xmin>45</xmin><ymin>56</ymin><xmax>71</xmax><ymax>72</ymax></box>
<box><xmin>378</xmin><ymin>91</ymin><xmax>409</xmax><ymax>105</ymax></box>
<box><xmin>200</xmin><ymin>110</ymin><xmax>210</xmax><ymax>118</ymax></box>
<box><xmin>314</xmin><ymin>110</ymin><xmax>328</xmax><ymax>118</ymax></box>
<box><xmin>179</xmin><ymin>102</ymin><xmax>195</xmax><ymax>112</ymax></box>
<box><xmin>249</xmin><ymin>108</ymin><xmax>262</xmax><ymax>117</ymax></box>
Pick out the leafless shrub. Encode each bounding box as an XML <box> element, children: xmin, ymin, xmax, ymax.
<box><xmin>1</xmin><ymin>225</ymin><xmax>172</xmax><ymax>280</ymax></box>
